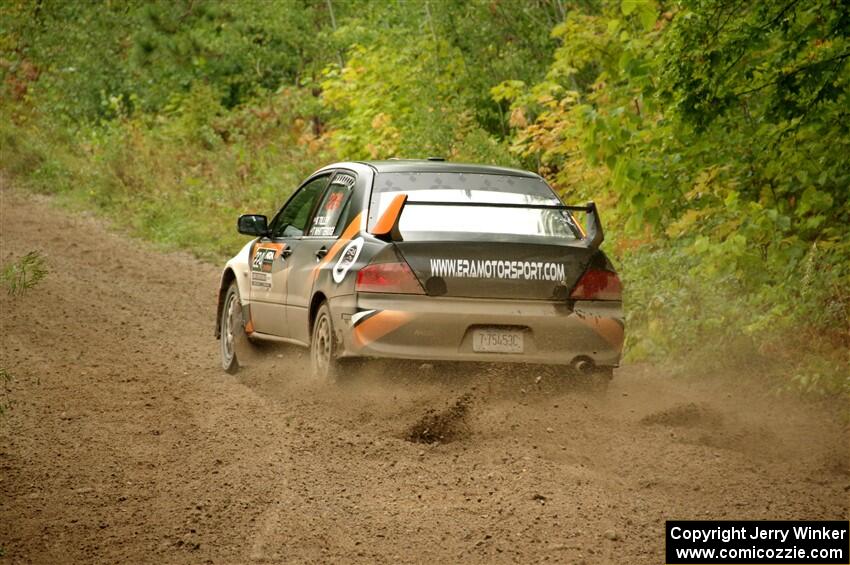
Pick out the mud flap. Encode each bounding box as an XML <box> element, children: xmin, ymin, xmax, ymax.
<box><xmin>232</xmin><ymin>303</ymin><xmax>261</xmax><ymax>366</ymax></box>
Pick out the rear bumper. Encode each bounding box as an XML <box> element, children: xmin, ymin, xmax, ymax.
<box><xmin>329</xmin><ymin>293</ymin><xmax>623</xmax><ymax>367</ymax></box>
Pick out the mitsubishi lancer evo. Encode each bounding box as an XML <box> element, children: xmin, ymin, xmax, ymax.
<box><xmin>216</xmin><ymin>160</ymin><xmax>624</xmax><ymax>386</ymax></box>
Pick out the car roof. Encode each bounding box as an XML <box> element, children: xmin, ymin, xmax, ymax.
<box><xmin>323</xmin><ymin>159</ymin><xmax>541</xmax><ymax>179</ymax></box>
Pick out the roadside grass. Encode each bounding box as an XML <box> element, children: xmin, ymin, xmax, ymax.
<box><xmin>2</xmin><ymin>250</ymin><xmax>47</xmax><ymax>296</ymax></box>
<box><xmin>620</xmin><ymin>244</ymin><xmax>850</xmax><ymax>401</ymax></box>
<box><xmin>0</xmin><ymin>91</ymin><xmax>332</xmax><ymax>263</ymax></box>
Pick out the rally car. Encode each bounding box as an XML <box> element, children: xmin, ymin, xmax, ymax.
<box><xmin>216</xmin><ymin>159</ymin><xmax>623</xmax><ymax>384</ymax></box>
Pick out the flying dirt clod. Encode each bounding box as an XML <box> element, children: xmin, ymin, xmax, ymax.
<box><xmin>405</xmin><ymin>392</ymin><xmax>474</xmax><ymax>444</ymax></box>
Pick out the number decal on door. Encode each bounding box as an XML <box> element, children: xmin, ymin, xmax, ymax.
<box><xmin>251</xmin><ymin>244</ymin><xmax>286</xmax><ymax>288</ymax></box>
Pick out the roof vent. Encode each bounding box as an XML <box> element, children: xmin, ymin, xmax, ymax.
<box><xmin>427</xmin><ymin>156</ymin><xmax>445</xmax><ymax>161</ymax></box>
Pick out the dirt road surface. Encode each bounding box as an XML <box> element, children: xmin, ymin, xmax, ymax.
<box><xmin>1</xmin><ymin>188</ymin><xmax>847</xmax><ymax>564</ymax></box>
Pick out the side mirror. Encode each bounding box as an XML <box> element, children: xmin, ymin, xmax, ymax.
<box><xmin>237</xmin><ymin>214</ymin><xmax>269</xmax><ymax>237</ymax></box>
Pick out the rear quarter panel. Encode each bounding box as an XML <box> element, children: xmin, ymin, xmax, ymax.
<box><xmin>299</xmin><ymin>164</ymin><xmax>382</xmax><ymax>340</ymax></box>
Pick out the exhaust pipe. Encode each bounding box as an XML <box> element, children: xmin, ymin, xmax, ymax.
<box><xmin>571</xmin><ymin>357</ymin><xmax>595</xmax><ymax>375</ymax></box>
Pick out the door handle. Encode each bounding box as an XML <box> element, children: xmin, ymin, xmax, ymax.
<box><xmin>315</xmin><ymin>246</ymin><xmax>328</xmax><ymax>260</ymax></box>
<box><xmin>281</xmin><ymin>247</ymin><xmax>293</xmax><ymax>259</ymax></box>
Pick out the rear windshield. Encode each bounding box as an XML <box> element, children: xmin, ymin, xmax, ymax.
<box><xmin>368</xmin><ymin>172</ymin><xmax>582</xmax><ymax>242</ymax></box>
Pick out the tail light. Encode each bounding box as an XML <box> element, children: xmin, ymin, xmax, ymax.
<box><xmin>570</xmin><ymin>268</ymin><xmax>622</xmax><ymax>301</ymax></box>
<box><xmin>356</xmin><ymin>261</ymin><xmax>424</xmax><ymax>294</ymax></box>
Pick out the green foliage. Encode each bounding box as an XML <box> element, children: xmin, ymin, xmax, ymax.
<box><xmin>0</xmin><ymin>0</ymin><xmax>138</xmax><ymax>121</ymax></box>
<box><xmin>128</xmin><ymin>1</ymin><xmax>332</xmax><ymax>111</ymax></box>
<box><xmin>0</xmin><ymin>0</ymin><xmax>335</xmax><ymax>120</ymax></box>
<box><xmin>319</xmin><ymin>0</ymin><xmax>553</xmax><ymax>163</ymax></box>
<box><xmin>497</xmin><ymin>0</ymin><xmax>849</xmax><ymax>393</ymax></box>
<box><xmin>321</xmin><ymin>34</ymin><xmax>518</xmax><ymax>164</ymax></box>
<box><xmin>2</xmin><ymin>250</ymin><xmax>48</xmax><ymax>296</ymax></box>
<box><xmin>321</xmin><ymin>37</ymin><xmax>465</xmax><ymax>159</ymax></box>
<box><xmin>412</xmin><ymin>0</ymin><xmax>563</xmax><ymax>136</ymax></box>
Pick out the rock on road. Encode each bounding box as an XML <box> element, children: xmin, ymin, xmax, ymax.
<box><xmin>1</xmin><ymin>188</ymin><xmax>847</xmax><ymax>564</ymax></box>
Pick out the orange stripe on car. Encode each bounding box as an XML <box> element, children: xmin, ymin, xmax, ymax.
<box><xmin>353</xmin><ymin>310</ymin><xmax>414</xmax><ymax>348</ymax></box>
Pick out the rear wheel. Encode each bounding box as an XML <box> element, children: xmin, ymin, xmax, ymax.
<box><xmin>220</xmin><ymin>282</ymin><xmax>247</xmax><ymax>374</ymax></box>
<box><xmin>311</xmin><ymin>302</ymin><xmax>343</xmax><ymax>382</ymax></box>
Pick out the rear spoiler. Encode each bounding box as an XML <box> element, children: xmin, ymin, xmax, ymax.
<box><xmin>370</xmin><ymin>194</ymin><xmax>604</xmax><ymax>249</ymax></box>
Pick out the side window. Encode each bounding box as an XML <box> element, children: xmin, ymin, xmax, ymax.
<box><xmin>270</xmin><ymin>176</ymin><xmax>329</xmax><ymax>238</ymax></box>
<box><xmin>308</xmin><ymin>172</ymin><xmax>356</xmax><ymax>237</ymax></box>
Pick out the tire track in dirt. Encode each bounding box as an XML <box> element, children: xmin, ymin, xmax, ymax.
<box><xmin>1</xmin><ymin>187</ymin><xmax>847</xmax><ymax>564</ymax></box>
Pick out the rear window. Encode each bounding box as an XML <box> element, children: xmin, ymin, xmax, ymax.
<box><xmin>368</xmin><ymin>172</ymin><xmax>581</xmax><ymax>241</ymax></box>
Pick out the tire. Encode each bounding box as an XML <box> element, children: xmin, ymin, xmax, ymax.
<box><xmin>310</xmin><ymin>301</ymin><xmax>343</xmax><ymax>382</ymax></box>
<box><xmin>219</xmin><ymin>281</ymin><xmax>245</xmax><ymax>374</ymax></box>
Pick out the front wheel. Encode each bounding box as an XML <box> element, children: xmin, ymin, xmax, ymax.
<box><xmin>220</xmin><ymin>282</ymin><xmax>245</xmax><ymax>374</ymax></box>
<box><xmin>311</xmin><ymin>302</ymin><xmax>344</xmax><ymax>382</ymax></box>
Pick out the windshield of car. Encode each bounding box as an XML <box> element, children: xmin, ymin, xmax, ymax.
<box><xmin>368</xmin><ymin>172</ymin><xmax>581</xmax><ymax>242</ymax></box>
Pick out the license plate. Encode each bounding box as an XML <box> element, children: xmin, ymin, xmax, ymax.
<box><xmin>472</xmin><ymin>328</ymin><xmax>524</xmax><ymax>354</ymax></box>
